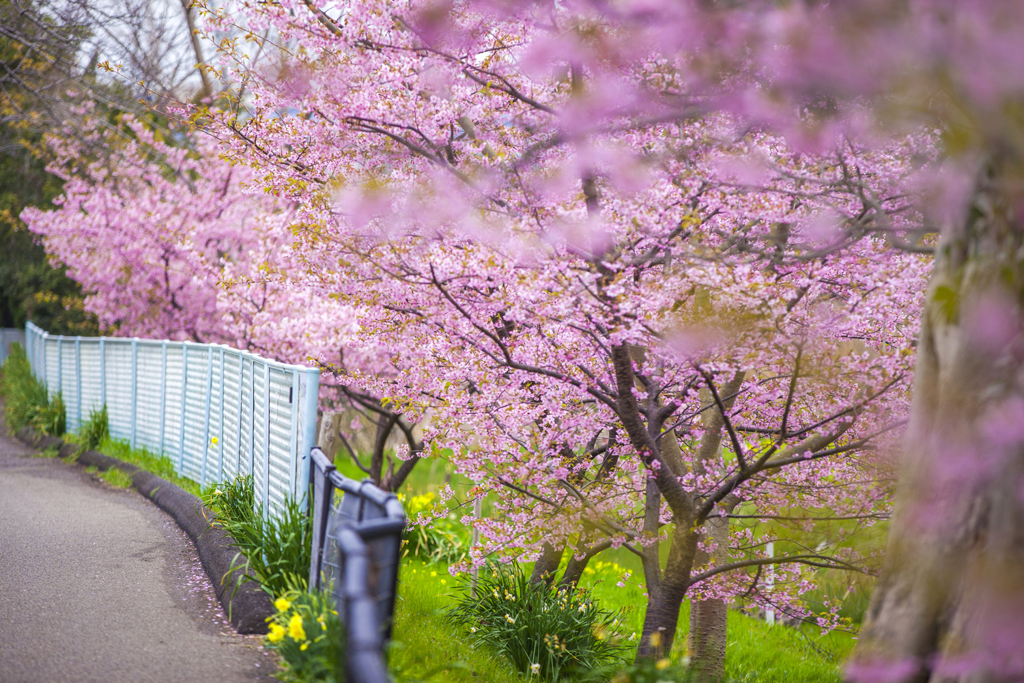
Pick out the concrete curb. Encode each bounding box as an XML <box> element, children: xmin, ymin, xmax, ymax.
<box><xmin>15</xmin><ymin>427</ymin><xmax>274</xmax><ymax>634</ymax></box>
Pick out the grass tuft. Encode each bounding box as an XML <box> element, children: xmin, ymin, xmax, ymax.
<box><xmin>99</xmin><ymin>467</ymin><xmax>133</xmax><ymax>488</ymax></box>
<box><xmin>202</xmin><ymin>474</ymin><xmax>312</xmax><ymax>598</ymax></box>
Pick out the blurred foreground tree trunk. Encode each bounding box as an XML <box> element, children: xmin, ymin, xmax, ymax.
<box><xmin>851</xmin><ymin>154</ymin><xmax>1024</xmax><ymax>683</ymax></box>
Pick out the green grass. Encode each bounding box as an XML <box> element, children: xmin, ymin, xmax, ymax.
<box><xmin>99</xmin><ymin>467</ymin><xmax>133</xmax><ymax>488</ymax></box>
<box><xmin>385</xmin><ymin>454</ymin><xmax>858</xmax><ymax>683</ymax></box>
<box><xmin>0</xmin><ymin>344</ymin><xmax>65</xmax><ymax>436</ymax></box>
<box><xmin>390</xmin><ymin>557</ymin><xmax>530</xmax><ymax>683</ymax></box>
<box><xmin>63</xmin><ymin>433</ymin><xmax>202</xmax><ymax>496</ymax></box>
<box><xmin>389</xmin><ymin>553</ymin><xmax>854</xmax><ymax>683</ymax></box>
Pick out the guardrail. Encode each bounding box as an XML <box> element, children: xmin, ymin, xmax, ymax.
<box><xmin>0</xmin><ymin>328</ymin><xmax>26</xmax><ymax>365</ymax></box>
<box><xmin>24</xmin><ymin>322</ymin><xmax>320</xmax><ymax>513</ymax></box>
<box><xmin>308</xmin><ymin>447</ymin><xmax>405</xmax><ymax>683</ymax></box>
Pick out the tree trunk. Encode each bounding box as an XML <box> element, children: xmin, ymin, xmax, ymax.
<box><xmin>317</xmin><ymin>411</ymin><xmax>343</xmax><ymax>461</ymax></box>
<box><xmin>849</xmin><ymin>157</ymin><xmax>1024</xmax><ymax>683</ymax></box>
<box><xmin>530</xmin><ymin>542</ymin><xmax>563</xmax><ymax>586</ymax></box>
<box><xmin>688</xmin><ymin>512</ymin><xmax>730</xmax><ymax>683</ymax></box>
<box><xmin>636</xmin><ymin>522</ymin><xmax>699</xmax><ymax>660</ymax></box>
<box><xmin>687</xmin><ymin>375</ymin><xmax>743</xmax><ymax>681</ymax></box>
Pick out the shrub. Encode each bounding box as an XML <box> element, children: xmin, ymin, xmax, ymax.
<box><xmin>0</xmin><ymin>343</ymin><xmax>65</xmax><ymax>436</ymax></box>
<box><xmin>203</xmin><ymin>474</ymin><xmax>312</xmax><ymax>597</ymax></box>
<box><xmin>266</xmin><ymin>588</ymin><xmax>345</xmax><ymax>683</ymax></box>
<box><xmin>446</xmin><ymin>562</ymin><xmax>627</xmax><ymax>682</ymax></box>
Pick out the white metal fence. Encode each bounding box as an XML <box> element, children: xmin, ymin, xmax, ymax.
<box><xmin>0</xmin><ymin>328</ymin><xmax>25</xmax><ymax>365</ymax></box>
<box><xmin>24</xmin><ymin>322</ymin><xmax>320</xmax><ymax>513</ymax></box>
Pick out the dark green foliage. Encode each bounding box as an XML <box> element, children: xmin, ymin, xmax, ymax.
<box><xmin>203</xmin><ymin>474</ymin><xmax>312</xmax><ymax>598</ymax></box>
<box><xmin>0</xmin><ymin>342</ymin><xmax>65</xmax><ymax>434</ymax></box>
<box><xmin>0</xmin><ymin>123</ymin><xmax>97</xmax><ymax>335</ymax></box>
<box><xmin>446</xmin><ymin>562</ymin><xmax>627</xmax><ymax>682</ymax></box>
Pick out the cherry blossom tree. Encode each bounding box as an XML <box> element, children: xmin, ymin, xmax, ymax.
<box><xmin>189</xmin><ymin>0</ymin><xmax>935</xmax><ymax>666</ymax></box>
<box><xmin>22</xmin><ymin>109</ymin><xmax>435</xmax><ymax>492</ymax></box>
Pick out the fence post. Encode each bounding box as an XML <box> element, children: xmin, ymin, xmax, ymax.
<box><xmin>236</xmin><ymin>355</ymin><xmax>244</xmax><ymax>477</ymax></box>
<box><xmin>262</xmin><ymin>363</ymin><xmax>271</xmax><ymax>518</ymax></box>
<box><xmin>159</xmin><ymin>341</ymin><xmax>167</xmax><ymax>456</ymax></box>
<box><xmin>56</xmin><ymin>337</ymin><xmax>62</xmax><ymax>399</ymax></box>
<box><xmin>178</xmin><ymin>344</ymin><xmax>189</xmax><ymax>474</ymax></box>
<box><xmin>200</xmin><ymin>347</ymin><xmax>214</xmax><ymax>486</ymax></box>
<box><xmin>99</xmin><ymin>338</ymin><xmax>106</xmax><ymax>409</ymax></box>
<box><xmin>40</xmin><ymin>330</ymin><xmax>47</xmax><ymax>386</ymax></box>
<box><xmin>218</xmin><ymin>348</ymin><xmax>225</xmax><ymax>483</ymax></box>
<box><xmin>766</xmin><ymin>541</ymin><xmax>775</xmax><ymax>626</ymax></box>
<box><xmin>298</xmin><ymin>367</ymin><xmax>320</xmax><ymax>510</ymax></box>
<box><xmin>130</xmin><ymin>338</ymin><xmax>138</xmax><ymax>449</ymax></box>
<box><xmin>75</xmin><ymin>337</ymin><xmax>82</xmax><ymax>430</ymax></box>
<box><xmin>289</xmin><ymin>370</ymin><xmax>299</xmax><ymax>500</ymax></box>
<box><xmin>249</xmin><ymin>358</ymin><xmax>255</xmax><ymax>476</ymax></box>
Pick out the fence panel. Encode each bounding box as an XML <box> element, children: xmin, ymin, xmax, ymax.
<box><xmin>79</xmin><ymin>342</ymin><xmax>103</xmax><ymax>424</ymax></box>
<box><xmin>24</xmin><ymin>323</ymin><xmax>319</xmax><ymax>511</ymax></box>
<box><xmin>135</xmin><ymin>341</ymin><xmax>165</xmax><ymax>454</ymax></box>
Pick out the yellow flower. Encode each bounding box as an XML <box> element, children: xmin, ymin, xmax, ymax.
<box><xmin>274</xmin><ymin>597</ymin><xmax>292</xmax><ymax>613</ymax></box>
<box><xmin>300</xmin><ymin>643</ymin><xmax>309</xmax><ymax>651</ymax></box>
<box><xmin>210</xmin><ymin>436</ymin><xmax>218</xmax><ymax>446</ymax></box>
<box><xmin>656</xmin><ymin>658</ymin><xmax>671</xmax><ymax>670</ymax></box>
<box><xmin>267</xmin><ymin>623</ymin><xmax>286</xmax><ymax>643</ymax></box>
<box><xmin>288</xmin><ymin>614</ymin><xmax>306</xmax><ymax>641</ymax></box>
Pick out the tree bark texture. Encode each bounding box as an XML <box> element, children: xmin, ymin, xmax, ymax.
<box><xmin>530</xmin><ymin>542</ymin><xmax>564</xmax><ymax>586</ymax></box>
<box><xmin>687</xmin><ymin>376</ymin><xmax>743</xmax><ymax>681</ymax></box>
<box><xmin>316</xmin><ymin>411</ymin><xmax>343</xmax><ymax>461</ymax></box>
<box><xmin>636</xmin><ymin>522</ymin><xmax>700</xmax><ymax>660</ymax></box>
<box><xmin>688</xmin><ymin>513</ymin><xmax>730</xmax><ymax>683</ymax></box>
<box><xmin>850</xmin><ymin>157</ymin><xmax>1024</xmax><ymax>683</ymax></box>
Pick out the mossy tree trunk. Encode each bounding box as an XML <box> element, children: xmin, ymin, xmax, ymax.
<box><xmin>850</xmin><ymin>156</ymin><xmax>1024</xmax><ymax>683</ymax></box>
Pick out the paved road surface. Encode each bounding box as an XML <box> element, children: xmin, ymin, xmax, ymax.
<box><xmin>0</xmin><ymin>428</ymin><xmax>277</xmax><ymax>683</ymax></box>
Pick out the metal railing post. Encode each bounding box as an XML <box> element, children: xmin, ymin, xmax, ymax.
<box><xmin>298</xmin><ymin>367</ymin><xmax>320</xmax><ymax>510</ymax></box>
<box><xmin>75</xmin><ymin>337</ymin><xmax>82</xmax><ymax>430</ymax></box>
<box><xmin>178</xmin><ymin>344</ymin><xmax>189</xmax><ymax>473</ymax></box>
<box><xmin>56</xmin><ymin>337</ymin><xmax>63</xmax><ymax>399</ymax></box>
<box><xmin>218</xmin><ymin>348</ymin><xmax>225</xmax><ymax>482</ymax></box>
<box><xmin>99</xmin><ymin>338</ymin><xmax>106</xmax><ymax>409</ymax></box>
<box><xmin>130</xmin><ymin>338</ymin><xmax>138</xmax><ymax>449</ymax></box>
<box><xmin>262</xmin><ymin>363</ymin><xmax>271</xmax><ymax>518</ymax></box>
<box><xmin>236</xmin><ymin>355</ymin><xmax>244</xmax><ymax>476</ymax></box>
<box><xmin>200</xmin><ymin>347</ymin><xmax>213</xmax><ymax>486</ymax></box>
<box><xmin>40</xmin><ymin>329</ymin><xmax>47</xmax><ymax>386</ymax></box>
<box><xmin>289</xmin><ymin>370</ymin><xmax>299</xmax><ymax>500</ymax></box>
<box><xmin>250</xmin><ymin>358</ymin><xmax>256</xmax><ymax>477</ymax></box>
<box><xmin>159</xmin><ymin>341</ymin><xmax>167</xmax><ymax>456</ymax></box>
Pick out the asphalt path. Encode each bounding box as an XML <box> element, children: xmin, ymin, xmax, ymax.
<box><xmin>0</xmin><ymin>427</ymin><xmax>277</xmax><ymax>683</ymax></box>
